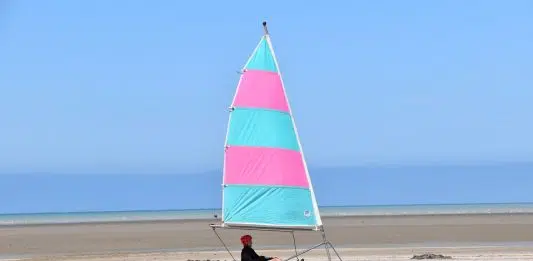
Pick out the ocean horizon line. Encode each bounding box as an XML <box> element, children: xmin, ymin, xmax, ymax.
<box><xmin>2</xmin><ymin>202</ymin><xmax>533</xmax><ymax>226</ymax></box>
<box><xmin>2</xmin><ymin>201</ymin><xmax>533</xmax><ymax>216</ymax></box>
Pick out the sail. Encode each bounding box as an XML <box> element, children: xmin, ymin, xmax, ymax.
<box><xmin>221</xmin><ymin>24</ymin><xmax>322</xmax><ymax>230</ymax></box>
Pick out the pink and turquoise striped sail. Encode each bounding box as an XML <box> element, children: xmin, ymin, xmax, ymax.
<box><xmin>221</xmin><ymin>30</ymin><xmax>322</xmax><ymax>230</ymax></box>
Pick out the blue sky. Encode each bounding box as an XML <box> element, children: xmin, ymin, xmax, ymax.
<box><xmin>1</xmin><ymin>1</ymin><xmax>532</xmax><ymax>212</ymax></box>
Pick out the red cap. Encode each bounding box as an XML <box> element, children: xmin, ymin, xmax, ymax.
<box><xmin>240</xmin><ymin>234</ymin><xmax>252</xmax><ymax>245</ymax></box>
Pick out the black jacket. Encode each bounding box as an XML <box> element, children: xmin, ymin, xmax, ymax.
<box><xmin>241</xmin><ymin>246</ymin><xmax>272</xmax><ymax>261</ymax></box>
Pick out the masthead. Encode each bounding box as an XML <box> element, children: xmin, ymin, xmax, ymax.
<box><xmin>262</xmin><ymin>21</ymin><xmax>269</xmax><ymax>35</ymax></box>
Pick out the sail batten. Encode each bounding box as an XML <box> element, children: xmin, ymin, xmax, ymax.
<box><xmin>221</xmin><ymin>23</ymin><xmax>322</xmax><ymax>230</ymax></box>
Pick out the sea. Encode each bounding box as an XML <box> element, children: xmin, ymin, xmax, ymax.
<box><xmin>2</xmin><ymin>203</ymin><xmax>533</xmax><ymax>226</ymax></box>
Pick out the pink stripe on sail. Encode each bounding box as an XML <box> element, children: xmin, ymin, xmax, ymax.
<box><xmin>233</xmin><ymin>70</ymin><xmax>290</xmax><ymax>112</ymax></box>
<box><xmin>224</xmin><ymin>146</ymin><xmax>309</xmax><ymax>188</ymax></box>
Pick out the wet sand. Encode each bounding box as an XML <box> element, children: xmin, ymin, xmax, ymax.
<box><xmin>2</xmin><ymin>214</ymin><xmax>533</xmax><ymax>260</ymax></box>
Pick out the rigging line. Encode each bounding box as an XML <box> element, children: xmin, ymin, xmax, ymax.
<box><xmin>326</xmin><ymin>242</ymin><xmax>343</xmax><ymax>261</ymax></box>
<box><xmin>291</xmin><ymin>231</ymin><xmax>300</xmax><ymax>261</ymax></box>
<box><xmin>212</xmin><ymin>227</ymin><xmax>237</xmax><ymax>261</ymax></box>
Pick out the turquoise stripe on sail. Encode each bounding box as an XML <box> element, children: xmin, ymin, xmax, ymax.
<box><xmin>227</xmin><ymin>108</ymin><xmax>299</xmax><ymax>151</ymax></box>
<box><xmin>223</xmin><ymin>185</ymin><xmax>317</xmax><ymax>227</ymax></box>
<box><xmin>245</xmin><ymin>37</ymin><xmax>278</xmax><ymax>73</ymax></box>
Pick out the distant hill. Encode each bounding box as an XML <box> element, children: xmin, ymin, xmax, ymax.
<box><xmin>1</xmin><ymin>162</ymin><xmax>532</xmax><ymax>214</ymax></box>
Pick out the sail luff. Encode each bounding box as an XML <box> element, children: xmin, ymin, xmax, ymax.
<box><xmin>263</xmin><ymin>34</ymin><xmax>323</xmax><ymax>227</ymax></box>
<box><xmin>221</xmin><ymin>35</ymin><xmax>266</xmax><ymax>223</ymax></box>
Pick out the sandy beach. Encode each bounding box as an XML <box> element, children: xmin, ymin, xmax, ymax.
<box><xmin>2</xmin><ymin>214</ymin><xmax>533</xmax><ymax>260</ymax></box>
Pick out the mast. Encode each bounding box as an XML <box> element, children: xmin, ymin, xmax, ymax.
<box><xmin>261</xmin><ymin>21</ymin><xmax>323</xmax><ymax>228</ymax></box>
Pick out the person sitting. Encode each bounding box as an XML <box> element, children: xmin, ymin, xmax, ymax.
<box><xmin>240</xmin><ymin>234</ymin><xmax>281</xmax><ymax>261</ymax></box>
